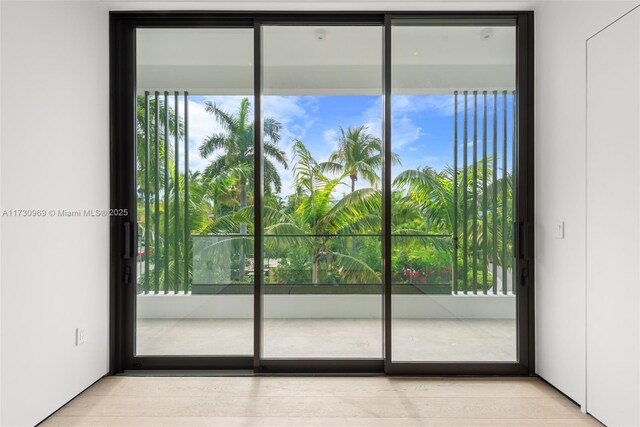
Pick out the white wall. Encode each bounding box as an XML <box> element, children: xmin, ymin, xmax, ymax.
<box><xmin>0</xmin><ymin>2</ymin><xmax>109</xmax><ymax>426</ymax></box>
<box><xmin>0</xmin><ymin>1</ymin><xmax>3</xmax><ymax>422</ymax></box>
<box><xmin>586</xmin><ymin>7</ymin><xmax>640</xmax><ymax>425</ymax></box>
<box><xmin>534</xmin><ymin>0</ymin><xmax>638</xmax><ymax>408</ymax></box>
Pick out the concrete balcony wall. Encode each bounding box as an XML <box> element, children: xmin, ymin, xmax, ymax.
<box><xmin>136</xmin><ymin>294</ymin><xmax>516</xmax><ymax>320</ymax></box>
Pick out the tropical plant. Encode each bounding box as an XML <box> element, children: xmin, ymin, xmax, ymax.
<box><xmin>319</xmin><ymin>125</ymin><xmax>399</xmax><ymax>259</ymax></box>
<box><xmin>135</xmin><ymin>95</ymin><xmax>183</xmax><ymax>194</ymax></box>
<box><xmin>199</xmin><ymin>97</ymin><xmax>288</xmax><ymax>280</ymax></box>
<box><xmin>135</xmin><ymin>95</ymin><xmax>190</xmax><ymax>293</ymax></box>
<box><xmin>281</xmin><ymin>140</ymin><xmax>382</xmax><ymax>283</ymax></box>
<box><xmin>393</xmin><ymin>160</ymin><xmax>513</xmax><ymax>291</ymax></box>
<box><xmin>199</xmin><ymin>97</ymin><xmax>288</xmax><ymax>197</ymax></box>
<box><xmin>205</xmin><ymin>140</ymin><xmax>382</xmax><ymax>285</ymax></box>
<box><xmin>319</xmin><ymin>126</ymin><xmax>394</xmax><ymax>191</ymax></box>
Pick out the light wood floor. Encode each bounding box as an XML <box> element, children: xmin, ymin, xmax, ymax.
<box><xmin>41</xmin><ymin>376</ymin><xmax>600</xmax><ymax>426</ymax></box>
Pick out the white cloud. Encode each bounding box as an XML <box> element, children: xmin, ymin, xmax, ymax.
<box><xmin>393</xmin><ymin>95</ymin><xmax>456</xmax><ymax>117</ymax></box>
<box><xmin>262</xmin><ymin>96</ymin><xmax>321</xmax><ymax>196</ymax></box>
<box><xmin>263</xmin><ymin>96</ymin><xmax>318</xmax><ymax>143</ymax></box>
<box><xmin>263</xmin><ymin>96</ymin><xmax>306</xmax><ymax>121</ymax></box>
<box><xmin>323</xmin><ymin>128</ymin><xmax>338</xmax><ymax>148</ymax></box>
<box><xmin>359</xmin><ymin>98</ymin><xmax>383</xmax><ymax>139</ymax></box>
<box><xmin>392</xmin><ymin>115</ymin><xmax>423</xmax><ymax>149</ymax></box>
<box><xmin>186</xmin><ymin>100</ymin><xmax>214</xmax><ymax>172</ymax></box>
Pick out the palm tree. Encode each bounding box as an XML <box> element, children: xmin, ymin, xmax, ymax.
<box><xmin>319</xmin><ymin>125</ymin><xmax>399</xmax><ymax>259</ymax></box>
<box><xmin>282</xmin><ymin>140</ymin><xmax>381</xmax><ymax>284</ymax></box>
<box><xmin>205</xmin><ymin>140</ymin><xmax>382</xmax><ymax>285</ymax></box>
<box><xmin>199</xmin><ymin>97</ymin><xmax>288</xmax><ymax>281</ymax></box>
<box><xmin>320</xmin><ymin>125</ymin><xmax>399</xmax><ymax>192</ymax></box>
<box><xmin>393</xmin><ymin>166</ymin><xmax>456</xmax><ymax>235</ymax></box>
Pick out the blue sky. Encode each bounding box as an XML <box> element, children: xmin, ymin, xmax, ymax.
<box><xmin>185</xmin><ymin>94</ymin><xmax>514</xmax><ymax>198</ymax></box>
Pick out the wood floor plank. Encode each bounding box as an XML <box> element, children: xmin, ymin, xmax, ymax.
<box><xmin>41</xmin><ymin>377</ymin><xmax>599</xmax><ymax>426</ymax></box>
<box><xmin>41</xmin><ymin>416</ymin><xmax>601</xmax><ymax>427</ymax></box>
<box><xmin>83</xmin><ymin>376</ymin><xmax>563</xmax><ymax>399</ymax></box>
<box><xmin>54</xmin><ymin>395</ymin><xmax>585</xmax><ymax>419</ymax></box>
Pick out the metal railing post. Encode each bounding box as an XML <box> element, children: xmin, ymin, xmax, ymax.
<box><xmin>174</xmin><ymin>91</ymin><xmax>180</xmax><ymax>294</ymax></box>
<box><xmin>154</xmin><ymin>91</ymin><xmax>160</xmax><ymax>295</ymax></box>
<box><xmin>482</xmin><ymin>91</ymin><xmax>488</xmax><ymax>294</ymax></box>
<box><xmin>462</xmin><ymin>91</ymin><xmax>469</xmax><ymax>295</ymax></box>
<box><xmin>164</xmin><ymin>91</ymin><xmax>170</xmax><ymax>294</ymax></box>
<box><xmin>453</xmin><ymin>91</ymin><xmax>458</xmax><ymax>294</ymax></box>
<box><xmin>502</xmin><ymin>90</ymin><xmax>508</xmax><ymax>295</ymax></box>
<box><xmin>512</xmin><ymin>90</ymin><xmax>517</xmax><ymax>295</ymax></box>
<box><xmin>472</xmin><ymin>90</ymin><xmax>478</xmax><ymax>295</ymax></box>
<box><xmin>184</xmin><ymin>91</ymin><xmax>190</xmax><ymax>293</ymax></box>
<box><xmin>492</xmin><ymin>91</ymin><xmax>498</xmax><ymax>295</ymax></box>
<box><xmin>144</xmin><ymin>91</ymin><xmax>150</xmax><ymax>294</ymax></box>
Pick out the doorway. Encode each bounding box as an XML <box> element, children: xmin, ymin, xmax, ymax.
<box><xmin>110</xmin><ymin>12</ymin><xmax>534</xmax><ymax>374</ymax></box>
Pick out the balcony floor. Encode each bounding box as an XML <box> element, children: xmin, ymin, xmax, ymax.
<box><xmin>137</xmin><ymin>318</ymin><xmax>516</xmax><ymax>361</ymax></box>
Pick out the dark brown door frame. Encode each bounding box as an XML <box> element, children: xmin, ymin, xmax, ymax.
<box><xmin>109</xmin><ymin>10</ymin><xmax>534</xmax><ymax>375</ymax></box>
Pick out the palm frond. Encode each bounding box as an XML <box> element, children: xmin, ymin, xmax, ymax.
<box><xmin>204</xmin><ymin>101</ymin><xmax>236</xmax><ymax>133</ymax></box>
<box><xmin>199</xmin><ymin>133</ymin><xmax>228</xmax><ymax>158</ymax></box>
<box><xmin>330</xmin><ymin>252</ymin><xmax>381</xmax><ymax>284</ymax></box>
<box><xmin>265</xmin><ymin>159</ymin><xmax>283</xmax><ymax>194</ymax></box>
<box><xmin>264</xmin><ymin>142</ymin><xmax>288</xmax><ymax>170</ymax></box>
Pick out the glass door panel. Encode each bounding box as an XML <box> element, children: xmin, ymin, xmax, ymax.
<box><xmin>118</xmin><ymin>14</ymin><xmax>531</xmax><ymax>371</ymax></box>
<box><xmin>260</xmin><ymin>25</ymin><xmax>384</xmax><ymax>358</ymax></box>
<box><xmin>135</xmin><ymin>28</ymin><xmax>255</xmax><ymax>356</ymax></box>
<box><xmin>390</xmin><ymin>22</ymin><xmax>518</xmax><ymax>362</ymax></box>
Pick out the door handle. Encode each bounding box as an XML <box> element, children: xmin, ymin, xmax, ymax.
<box><xmin>516</xmin><ymin>221</ymin><xmax>532</xmax><ymax>287</ymax></box>
<box><xmin>516</xmin><ymin>221</ymin><xmax>532</xmax><ymax>261</ymax></box>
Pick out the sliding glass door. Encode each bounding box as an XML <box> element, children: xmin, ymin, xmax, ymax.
<box><xmin>110</xmin><ymin>12</ymin><xmax>533</xmax><ymax>374</ymax></box>
<box><xmin>260</xmin><ymin>24</ymin><xmax>383</xmax><ymax>360</ymax></box>
<box><xmin>390</xmin><ymin>21</ymin><xmax>518</xmax><ymax>363</ymax></box>
<box><xmin>134</xmin><ymin>28</ymin><xmax>255</xmax><ymax>357</ymax></box>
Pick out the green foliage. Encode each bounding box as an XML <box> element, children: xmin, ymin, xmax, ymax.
<box><xmin>391</xmin><ymin>237</ymin><xmax>452</xmax><ymax>285</ymax></box>
<box><xmin>136</xmin><ymin>98</ymin><xmax>515</xmax><ymax>294</ymax></box>
<box><xmin>270</xmin><ymin>247</ymin><xmax>313</xmax><ymax>284</ymax></box>
<box><xmin>199</xmin><ymin>98</ymin><xmax>287</xmax><ymax>197</ymax></box>
<box><xmin>319</xmin><ymin>125</ymin><xmax>399</xmax><ymax>191</ymax></box>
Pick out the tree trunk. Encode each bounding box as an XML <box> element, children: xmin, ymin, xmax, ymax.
<box><xmin>239</xmin><ymin>180</ymin><xmax>247</xmax><ymax>282</ymax></box>
<box><xmin>312</xmin><ymin>250</ymin><xmax>319</xmax><ymax>284</ymax></box>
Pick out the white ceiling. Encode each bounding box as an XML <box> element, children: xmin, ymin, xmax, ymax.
<box><xmin>138</xmin><ymin>28</ymin><xmax>254</xmax><ymax>66</ymax></box>
<box><xmin>137</xmin><ymin>25</ymin><xmax>515</xmax><ymax>95</ymax></box>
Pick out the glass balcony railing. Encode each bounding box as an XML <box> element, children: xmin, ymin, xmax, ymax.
<box><xmin>392</xmin><ymin>234</ymin><xmax>453</xmax><ymax>295</ymax></box>
<box><xmin>171</xmin><ymin>233</ymin><xmax>454</xmax><ymax>295</ymax></box>
<box><xmin>136</xmin><ymin>233</ymin><xmax>513</xmax><ymax>296</ymax></box>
